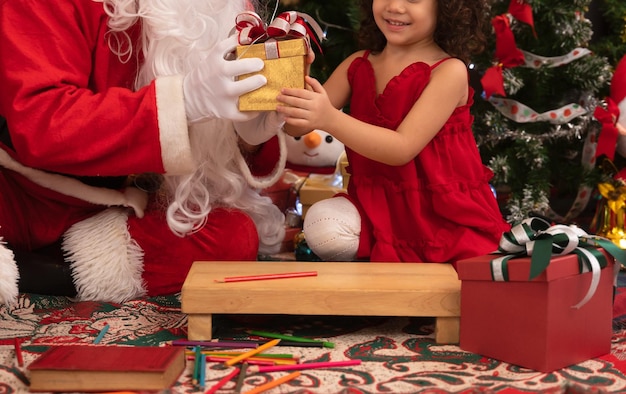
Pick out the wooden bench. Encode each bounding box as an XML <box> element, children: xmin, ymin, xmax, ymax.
<box><xmin>181</xmin><ymin>261</ymin><xmax>461</xmax><ymax>344</ymax></box>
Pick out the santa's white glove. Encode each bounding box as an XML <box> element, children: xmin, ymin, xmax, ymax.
<box><xmin>183</xmin><ymin>35</ymin><xmax>266</xmax><ymax>123</ymax></box>
<box><xmin>233</xmin><ymin>111</ymin><xmax>285</xmax><ymax>146</ymax></box>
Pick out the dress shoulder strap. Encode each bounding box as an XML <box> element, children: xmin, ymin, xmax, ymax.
<box><xmin>430</xmin><ymin>57</ymin><xmax>454</xmax><ymax>69</ymax></box>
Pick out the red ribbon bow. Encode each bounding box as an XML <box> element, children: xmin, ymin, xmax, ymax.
<box><xmin>508</xmin><ymin>0</ymin><xmax>536</xmax><ymax>37</ymax></box>
<box><xmin>595</xmin><ymin>98</ymin><xmax>621</xmax><ymax>161</ymax></box>
<box><xmin>481</xmin><ymin>15</ymin><xmax>526</xmax><ymax>99</ymax></box>
<box><xmin>236</xmin><ymin>11</ymin><xmax>324</xmax><ymax>52</ymax></box>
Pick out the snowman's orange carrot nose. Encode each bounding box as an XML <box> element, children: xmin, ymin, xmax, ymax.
<box><xmin>304</xmin><ymin>131</ymin><xmax>321</xmax><ymax>148</ymax></box>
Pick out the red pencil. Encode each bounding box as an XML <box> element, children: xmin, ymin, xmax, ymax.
<box><xmin>215</xmin><ymin>271</ymin><xmax>318</xmax><ymax>283</ymax></box>
<box><xmin>14</xmin><ymin>337</ymin><xmax>23</xmax><ymax>367</ymax></box>
<box><xmin>204</xmin><ymin>367</ymin><xmax>240</xmax><ymax>394</ymax></box>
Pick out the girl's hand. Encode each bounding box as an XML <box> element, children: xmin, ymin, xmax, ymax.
<box><xmin>305</xmin><ymin>48</ymin><xmax>315</xmax><ymax>75</ymax></box>
<box><xmin>276</xmin><ymin>76</ymin><xmax>335</xmax><ymax>131</ymax></box>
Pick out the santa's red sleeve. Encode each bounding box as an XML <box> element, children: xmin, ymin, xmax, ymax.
<box><xmin>0</xmin><ymin>0</ymin><xmax>193</xmax><ymax>178</ymax></box>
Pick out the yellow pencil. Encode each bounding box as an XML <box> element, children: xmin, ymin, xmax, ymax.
<box><xmin>243</xmin><ymin>371</ymin><xmax>301</xmax><ymax>394</ymax></box>
<box><xmin>225</xmin><ymin>339</ymin><xmax>281</xmax><ymax>366</ymax></box>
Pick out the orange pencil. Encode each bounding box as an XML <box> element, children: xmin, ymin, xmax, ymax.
<box><xmin>243</xmin><ymin>371</ymin><xmax>301</xmax><ymax>394</ymax></box>
<box><xmin>224</xmin><ymin>339</ymin><xmax>281</xmax><ymax>366</ymax></box>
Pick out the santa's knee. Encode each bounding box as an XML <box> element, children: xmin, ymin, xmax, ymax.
<box><xmin>195</xmin><ymin>208</ymin><xmax>260</xmax><ymax>260</ymax></box>
<box><xmin>137</xmin><ymin>208</ymin><xmax>261</xmax><ymax>296</ymax></box>
<box><xmin>303</xmin><ymin>197</ymin><xmax>360</xmax><ymax>261</ymax></box>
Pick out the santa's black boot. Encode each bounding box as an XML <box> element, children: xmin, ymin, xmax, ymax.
<box><xmin>14</xmin><ymin>242</ymin><xmax>77</xmax><ymax>297</ymax></box>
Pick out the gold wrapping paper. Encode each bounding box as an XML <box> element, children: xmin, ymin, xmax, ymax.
<box><xmin>299</xmin><ymin>174</ymin><xmax>346</xmax><ymax>218</ymax></box>
<box><xmin>236</xmin><ymin>38</ymin><xmax>307</xmax><ymax>111</ymax></box>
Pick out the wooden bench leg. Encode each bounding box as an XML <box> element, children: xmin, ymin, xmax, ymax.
<box><xmin>434</xmin><ymin>316</ymin><xmax>460</xmax><ymax>344</ymax></box>
<box><xmin>187</xmin><ymin>314</ymin><xmax>214</xmax><ymax>340</ymax></box>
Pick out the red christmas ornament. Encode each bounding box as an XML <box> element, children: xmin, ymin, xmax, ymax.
<box><xmin>508</xmin><ymin>0</ymin><xmax>537</xmax><ymax>37</ymax></box>
<box><xmin>481</xmin><ymin>15</ymin><xmax>525</xmax><ymax>99</ymax></box>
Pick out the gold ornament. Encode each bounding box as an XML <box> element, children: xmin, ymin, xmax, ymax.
<box><xmin>593</xmin><ymin>180</ymin><xmax>626</xmax><ymax>249</ymax></box>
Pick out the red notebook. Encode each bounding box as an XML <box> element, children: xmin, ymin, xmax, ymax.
<box><xmin>28</xmin><ymin>345</ymin><xmax>185</xmax><ymax>392</ymax></box>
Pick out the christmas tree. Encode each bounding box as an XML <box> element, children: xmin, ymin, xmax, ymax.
<box><xmin>276</xmin><ymin>0</ymin><xmax>360</xmax><ymax>81</ymax></box>
<box><xmin>588</xmin><ymin>0</ymin><xmax>626</xmax><ymax>66</ymax></box>
<box><xmin>471</xmin><ymin>0</ymin><xmax>612</xmax><ymax>226</ymax></box>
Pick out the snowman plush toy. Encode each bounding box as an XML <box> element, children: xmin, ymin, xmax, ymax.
<box><xmin>285</xmin><ymin>129</ymin><xmax>345</xmax><ymax>175</ymax></box>
<box><xmin>260</xmin><ymin>129</ymin><xmax>345</xmax><ymax>225</ymax></box>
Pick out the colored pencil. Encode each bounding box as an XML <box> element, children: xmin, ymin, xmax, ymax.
<box><xmin>249</xmin><ymin>330</ymin><xmax>334</xmax><ymax>348</ymax></box>
<box><xmin>201</xmin><ymin>351</ymin><xmax>296</xmax><ymax>359</ymax></box>
<box><xmin>204</xmin><ymin>367</ymin><xmax>240</xmax><ymax>394</ymax></box>
<box><xmin>199</xmin><ymin>354</ymin><xmax>207</xmax><ymax>388</ymax></box>
<box><xmin>249</xmin><ymin>359</ymin><xmax>362</xmax><ymax>373</ymax></box>
<box><xmin>204</xmin><ymin>355</ymin><xmax>274</xmax><ymax>366</ymax></box>
<box><xmin>224</xmin><ymin>339</ymin><xmax>281</xmax><ymax>366</ymax></box>
<box><xmin>13</xmin><ymin>338</ymin><xmax>23</xmax><ymax>367</ymax></box>
<box><xmin>234</xmin><ymin>362</ymin><xmax>249</xmax><ymax>394</ymax></box>
<box><xmin>185</xmin><ymin>352</ymin><xmax>298</xmax><ymax>365</ymax></box>
<box><xmin>193</xmin><ymin>346</ymin><xmax>202</xmax><ymax>385</ymax></box>
<box><xmin>259</xmin><ymin>340</ymin><xmax>327</xmax><ymax>348</ymax></box>
<box><xmin>186</xmin><ymin>350</ymin><xmax>295</xmax><ymax>359</ymax></box>
<box><xmin>187</xmin><ymin>355</ymin><xmax>274</xmax><ymax>366</ymax></box>
<box><xmin>215</xmin><ymin>271</ymin><xmax>317</xmax><ymax>283</ymax></box>
<box><xmin>93</xmin><ymin>323</ymin><xmax>109</xmax><ymax>344</ymax></box>
<box><xmin>171</xmin><ymin>339</ymin><xmax>258</xmax><ymax>349</ymax></box>
<box><xmin>243</xmin><ymin>371</ymin><xmax>301</xmax><ymax>394</ymax></box>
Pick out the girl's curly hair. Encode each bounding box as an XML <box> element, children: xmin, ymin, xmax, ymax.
<box><xmin>357</xmin><ymin>0</ymin><xmax>491</xmax><ymax>64</ymax></box>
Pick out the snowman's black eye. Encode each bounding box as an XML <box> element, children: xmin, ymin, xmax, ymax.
<box><xmin>294</xmin><ymin>136</ymin><xmax>302</xmax><ymax>141</ymax></box>
<box><xmin>325</xmin><ymin>135</ymin><xmax>334</xmax><ymax>143</ymax></box>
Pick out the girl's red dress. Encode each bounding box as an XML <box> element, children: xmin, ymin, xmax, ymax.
<box><xmin>344</xmin><ymin>52</ymin><xmax>511</xmax><ymax>263</ymax></box>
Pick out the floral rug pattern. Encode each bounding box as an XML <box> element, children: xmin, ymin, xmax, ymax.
<box><xmin>1</xmin><ymin>286</ymin><xmax>626</xmax><ymax>393</ymax></box>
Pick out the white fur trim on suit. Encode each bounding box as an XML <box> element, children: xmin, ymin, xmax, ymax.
<box><xmin>62</xmin><ymin>208</ymin><xmax>146</xmax><ymax>303</ymax></box>
<box><xmin>0</xmin><ymin>148</ymin><xmax>149</xmax><ymax>218</ymax></box>
<box><xmin>155</xmin><ymin>75</ymin><xmax>195</xmax><ymax>175</ymax></box>
<box><xmin>0</xmin><ymin>238</ymin><xmax>18</xmax><ymax>305</ymax></box>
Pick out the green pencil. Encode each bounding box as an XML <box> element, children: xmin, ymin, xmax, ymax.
<box><xmin>248</xmin><ymin>330</ymin><xmax>335</xmax><ymax>348</ymax></box>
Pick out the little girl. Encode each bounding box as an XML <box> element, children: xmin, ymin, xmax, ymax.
<box><xmin>277</xmin><ymin>0</ymin><xmax>511</xmax><ymax>262</ymax></box>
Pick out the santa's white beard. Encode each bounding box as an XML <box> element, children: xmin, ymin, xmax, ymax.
<box><xmin>135</xmin><ymin>0</ymin><xmax>247</xmax><ymax>86</ymax></box>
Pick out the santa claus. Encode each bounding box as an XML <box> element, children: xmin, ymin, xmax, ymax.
<box><xmin>0</xmin><ymin>0</ymin><xmax>288</xmax><ymax>304</ymax></box>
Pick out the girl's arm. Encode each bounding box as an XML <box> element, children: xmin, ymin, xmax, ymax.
<box><xmin>277</xmin><ymin>58</ymin><xmax>469</xmax><ymax>166</ymax></box>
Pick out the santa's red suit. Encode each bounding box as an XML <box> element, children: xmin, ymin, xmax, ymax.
<box><xmin>0</xmin><ymin>0</ymin><xmax>286</xmax><ymax>304</ymax></box>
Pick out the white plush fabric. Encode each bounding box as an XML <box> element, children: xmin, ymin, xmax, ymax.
<box><xmin>303</xmin><ymin>196</ymin><xmax>361</xmax><ymax>261</ymax></box>
<box><xmin>0</xmin><ymin>238</ymin><xmax>18</xmax><ymax>305</ymax></box>
<box><xmin>63</xmin><ymin>208</ymin><xmax>146</xmax><ymax>303</ymax></box>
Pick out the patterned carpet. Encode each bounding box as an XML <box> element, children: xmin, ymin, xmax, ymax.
<box><xmin>2</xmin><ymin>274</ymin><xmax>626</xmax><ymax>393</ymax></box>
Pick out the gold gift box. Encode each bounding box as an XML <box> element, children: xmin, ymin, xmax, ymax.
<box><xmin>299</xmin><ymin>173</ymin><xmax>346</xmax><ymax>219</ymax></box>
<box><xmin>236</xmin><ymin>38</ymin><xmax>307</xmax><ymax>111</ymax></box>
